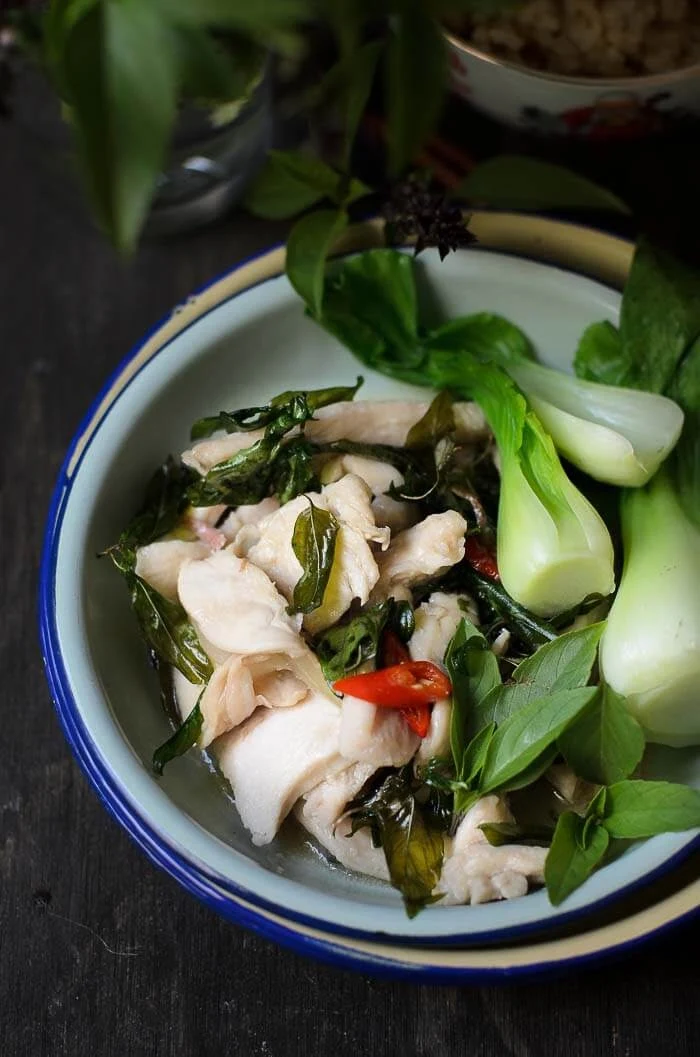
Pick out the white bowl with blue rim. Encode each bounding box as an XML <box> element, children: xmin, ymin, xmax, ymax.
<box><xmin>40</xmin><ymin>214</ymin><xmax>700</xmax><ymax>969</ymax></box>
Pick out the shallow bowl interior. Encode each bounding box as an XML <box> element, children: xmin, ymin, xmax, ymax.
<box><xmin>44</xmin><ymin>223</ymin><xmax>700</xmax><ymax>945</ymax></box>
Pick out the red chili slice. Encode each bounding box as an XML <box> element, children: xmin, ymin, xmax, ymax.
<box><xmin>400</xmin><ymin>704</ymin><xmax>432</xmax><ymax>738</ymax></box>
<box><xmin>333</xmin><ymin>662</ymin><xmax>452</xmax><ymax>708</ymax></box>
<box><xmin>380</xmin><ymin>630</ymin><xmax>411</xmax><ymax>668</ymax></box>
<box><xmin>377</xmin><ymin>632</ymin><xmax>432</xmax><ymax>737</ymax></box>
<box><xmin>464</xmin><ymin>535</ymin><xmax>500</xmax><ymax>581</ymax></box>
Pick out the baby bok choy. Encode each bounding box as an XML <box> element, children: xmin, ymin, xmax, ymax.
<box><xmin>427</xmin><ymin>313</ymin><xmax>684</xmax><ymax>488</ymax></box>
<box><xmin>576</xmin><ymin>239</ymin><xmax>700</xmax><ymax>746</ymax></box>
<box><xmin>315</xmin><ymin>249</ymin><xmax>614</xmax><ymax>617</ymax></box>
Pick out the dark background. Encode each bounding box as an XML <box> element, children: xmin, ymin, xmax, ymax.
<box><xmin>3</xmin><ymin>97</ymin><xmax>700</xmax><ymax>1056</ymax></box>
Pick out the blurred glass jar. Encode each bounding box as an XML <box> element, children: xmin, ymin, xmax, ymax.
<box><xmin>7</xmin><ymin>48</ymin><xmax>274</xmax><ymax>240</ymax></box>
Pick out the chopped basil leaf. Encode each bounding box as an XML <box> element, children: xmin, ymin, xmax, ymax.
<box><xmin>288</xmin><ymin>499</ymin><xmax>339</xmax><ymax>615</ymax></box>
<box><xmin>152</xmin><ymin>697</ymin><xmax>204</xmax><ymax>776</ymax></box>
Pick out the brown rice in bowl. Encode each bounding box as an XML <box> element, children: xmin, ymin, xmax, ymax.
<box><xmin>453</xmin><ymin>0</ymin><xmax>700</xmax><ymax>79</ymax></box>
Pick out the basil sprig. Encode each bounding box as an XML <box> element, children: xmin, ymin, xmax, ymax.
<box><xmin>545</xmin><ymin>782</ymin><xmax>700</xmax><ymax>905</ymax></box>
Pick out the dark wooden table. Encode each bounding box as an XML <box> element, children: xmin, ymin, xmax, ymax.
<box><xmin>3</xmin><ymin>110</ymin><xmax>700</xmax><ymax>1057</ymax></box>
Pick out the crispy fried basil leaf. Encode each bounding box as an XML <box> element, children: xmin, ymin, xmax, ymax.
<box><xmin>130</xmin><ymin>575</ymin><xmax>212</xmax><ymax>684</ymax></box>
<box><xmin>347</xmin><ymin>768</ymin><xmax>444</xmax><ymax>917</ymax></box>
<box><xmin>187</xmin><ymin>382</ymin><xmax>362</xmax><ymax>506</ymax></box>
<box><xmin>544</xmin><ymin>810</ymin><xmax>609</xmax><ymax>906</ymax></box>
<box><xmin>272</xmin><ymin>437</ymin><xmax>318</xmax><ymax>505</ymax></box>
<box><xmin>190</xmin><ymin>378</ymin><xmax>362</xmax><ymax>441</ymax></box>
<box><xmin>406</xmin><ymin>390</ymin><xmax>455</xmax><ymax>449</ymax></box>
<box><xmin>152</xmin><ymin>697</ymin><xmax>204</xmax><ymax>776</ymax></box>
<box><xmin>314</xmin><ymin>599</ymin><xmax>413</xmax><ymax>682</ymax></box>
<box><xmin>288</xmin><ymin>500</ymin><xmax>339</xmax><ymax>615</ymax></box>
<box><xmin>105</xmin><ymin>456</ymin><xmax>194</xmax><ymax>572</ymax></box>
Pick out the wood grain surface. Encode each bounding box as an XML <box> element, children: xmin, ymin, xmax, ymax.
<box><xmin>2</xmin><ymin>114</ymin><xmax>699</xmax><ymax>1057</ymax></box>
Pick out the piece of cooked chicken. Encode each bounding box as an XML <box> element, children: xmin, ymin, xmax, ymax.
<box><xmin>437</xmin><ymin>795</ymin><xmax>547</xmax><ymax>905</ymax></box>
<box><xmin>243</xmin><ymin>475</ymin><xmax>386</xmax><ymax>635</ymax></box>
<box><xmin>195</xmin><ymin>655</ymin><xmax>309</xmax><ymax>747</ymax></box>
<box><xmin>134</xmin><ymin>539</ymin><xmax>210</xmax><ymax>602</ymax></box>
<box><xmin>177</xmin><ymin>549</ymin><xmax>331</xmax><ymax>702</ymax></box>
<box><xmin>215</xmin><ymin>693</ymin><xmax>346</xmax><ymax>845</ymax></box>
<box><xmin>372</xmin><ymin>511</ymin><xmax>468</xmax><ymax>602</ymax></box>
<box><xmin>338</xmin><ymin>695</ymin><xmax>420</xmax><ymax>767</ymax></box>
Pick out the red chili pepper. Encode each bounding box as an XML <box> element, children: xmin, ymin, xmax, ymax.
<box><xmin>380</xmin><ymin>630</ymin><xmax>411</xmax><ymax>667</ymax></box>
<box><xmin>333</xmin><ymin>662</ymin><xmax>452</xmax><ymax>707</ymax></box>
<box><xmin>379</xmin><ymin>633</ymin><xmax>431</xmax><ymax>737</ymax></box>
<box><xmin>464</xmin><ymin>535</ymin><xmax>500</xmax><ymax>581</ymax></box>
<box><xmin>400</xmin><ymin>705</ymin><xmax>432</xmax><ymax>738</ymax></box>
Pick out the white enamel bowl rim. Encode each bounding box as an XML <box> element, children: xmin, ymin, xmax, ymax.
<box><xmin>39</xmin><ymin>214</ymin><xmax>699</xmax><ymax>964</ymax></box>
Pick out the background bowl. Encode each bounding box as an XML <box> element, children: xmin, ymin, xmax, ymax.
<box><xmin>40</xmin><ymin>214</ymin><xmax>700</xmax><ymax>951</ymax></box>
<box><xmin>445</xmin><ymin>28</ymin><xmax>700</xmax><ymax>139</ymax></box>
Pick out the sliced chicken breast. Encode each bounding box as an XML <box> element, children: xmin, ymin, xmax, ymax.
<box><xmin>338</xmin><ymin>695</ymin><xmax>419</xmax><ymax>767</ymax></box>
<box><xmin>215</xmin><ymin>693</ymin><xmax>345</xmax><ymax>845</ymax></box>
<box><xmin>296</xmin><ymin>808</ymin><xmax>390</xmax><ymax>882</ymax></box>
<box><xmin>134</xmin><ymin>539</ymin><xmax>209</xmax><ymax>602</ymax></box>
<box><xmin>437</xmin><ymin>796</ymin><xmax>547</xmax><ymax>905</ymax></box>
<box><xmin>372</xmin><ymin>511</ymin><xmax>467</xmax><ymax>601</ymax></box>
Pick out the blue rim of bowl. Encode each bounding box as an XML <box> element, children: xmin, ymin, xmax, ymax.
<box><xmin>39</xmin><ymin>224</ymin><xmax>700</xmax><ymax>963</ymax></box>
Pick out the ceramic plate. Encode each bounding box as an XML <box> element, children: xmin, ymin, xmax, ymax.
<box><xmin>40</xmin><ymin>214</ymin><xmax>700</xmax><ymax>952</ymax></box>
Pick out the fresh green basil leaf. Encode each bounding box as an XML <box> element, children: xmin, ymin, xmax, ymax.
<box><xmin>559</xmin><ymin>683</ymin><xmax>645</xmax><ymax>786</ymax></box>
<box><xmin>474</xmin><ymin>622</ymin><xmax>605</xmax><ymax>730</ymax></box>
<box><xmin>62</xmin><ymin>0</ymin><xmax>179</xmax><ymax>253</ymax></box>
<box><xmin>315</xmin><ymin>600</ymin><xmax>394</xmax><ymax>682</ymax></box>
<box><xmin>479</xmin><ymin>687</ymin><xmax>597</xmax><ymax>794</ymax></box>
<box><xmin>462</xmin><ymin>723</ymin><xmax>497</xmax><ymax>785</ymax></box>
<box><xmin>573</xmin><ymin>321</ymin><xmax>626</xmax><ymax>385</ymax></box>
<box><xmin>175</xmin><ymin>27</ymin><xmax>260</xmax><ymax>104</ymax></box>
<box><xmin>602</xmin><ymin>780</ymin><xmax>700</xmax><ymax>838</ymax></box>
<box><xmin>244</xmin><ymin>150</ymin><xmax>353</xmax><ymax>220</ymax></box>
<box><xmin>444</xmin><ymin>618</ymin><xmax>501</xmax><ymax>772</ymax></box>
<box><xmin>348</xmin><ymin>768</ymin><xmax>444</xmax><ymax>917</ymax></box>
<box><xmin>456</xmin><ymin>156</ymin><xmax>629</xmax><ymax>215</ymax></box>
<box><xmin>289</xmin><ymin>500</ymin><xmax>339</xmax><ymax>615</ymax></box>
<box><xmin>151</xmin><ymin>0</ymin><xmax>309</xmax><ymax>48</ymax></box>
<box><xmin>339</xmin><ymin>38</ymin><xmax>383</xmax><ymax>170</ymax></box>
<box><xmin>287</xmin><ymin>209</ymin><xmax>349</xmax><ymax>319</ymax></box>
<box><xmin>153</xmin><ymin>697</ymin><xmax>204</xmax><ymax>776</ymax></box>
<box><xmin>427</xmin><ymin>313</ymin><xmax>536</xmax><ymax>369</ymax></box>
<box><xmin>385</xmin><ymin>5</ymin><xmax>447</xmax><ymax>176</ymax></box>
<box><xmin>479</xmin><ymin>821</ymin><xmax>554</xmax><ymax>847</ymax></box>
<box><xmin>130</xmin><ymin>575</ymin><xmax>213</xmax><ymax>684</ymax></box>
<box><xmin>544</xmin><ymin>811</ymin><xmax>609</xmax><ymax>906</ymax></box>
<box><xmin>493</xmin><ymin>745</ymin><xmax>558</xmax><ymax>795</ymax></box>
